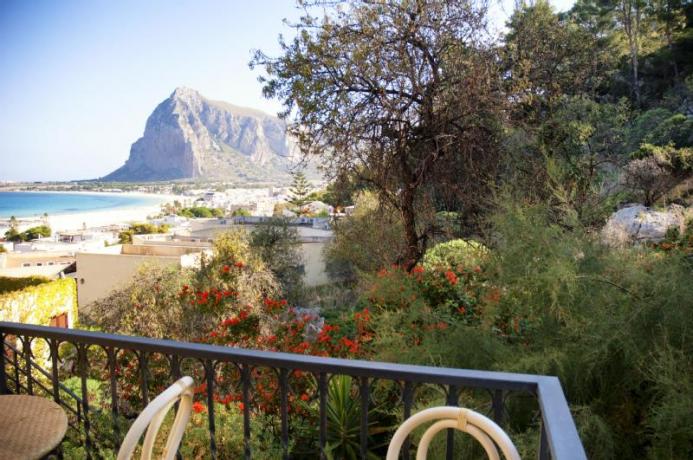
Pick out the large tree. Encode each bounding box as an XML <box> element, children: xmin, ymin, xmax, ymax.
<box><xmin>253</xmin><ymin>0</ymin><xmax>504</xmax><ymax>267</ymax></box>
<box><xmin>504</xmin><ymin>0</ymin><xmax>602</xmax><ymax>123</ymax></box>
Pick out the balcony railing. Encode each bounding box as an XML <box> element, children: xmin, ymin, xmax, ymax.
<box><xmin>0</xmin><ymin>321</ymin><xmax>586</xmax><ymax>459</ymax></box>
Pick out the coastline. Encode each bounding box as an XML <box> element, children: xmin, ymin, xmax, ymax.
<box><xmin>1</xmin><ymin>191</ymin><xmax>178</xmax><ymax>233</ymax></box>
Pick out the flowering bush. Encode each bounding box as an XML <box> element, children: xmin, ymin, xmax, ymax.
<box><xmin>364</xmin><ymin>264</ymin><xmax>484</xmax><ymax>325</ymax></box>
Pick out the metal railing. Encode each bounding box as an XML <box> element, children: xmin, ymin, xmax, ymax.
<box><xmin>0</xmin><ymin>321</ymin><xmax>586</xmax><ymax>459</ymax></box>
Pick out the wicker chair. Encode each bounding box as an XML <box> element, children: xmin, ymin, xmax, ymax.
<box><xmin>386</xmin><ymin>406</ymin><xmax>521</xmax><ymax>460</ymax></box>
<box><xmin>117</xmin><ymin>376</ymin><xmax>194</xmax><ymax>460</ymax></box>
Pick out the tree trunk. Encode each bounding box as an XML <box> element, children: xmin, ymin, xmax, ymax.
<box><xmin>400</xmin><ymin>186</ymin><xmax>421</xmax><ymax>270</ymax></box>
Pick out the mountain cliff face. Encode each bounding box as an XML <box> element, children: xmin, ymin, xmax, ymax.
<box><xmin>103</xmin><ymin>87</ymin><xmax>299</xmax><ymax>182</ymax></box>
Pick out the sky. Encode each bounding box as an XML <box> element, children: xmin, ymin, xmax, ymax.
<box><xmin>0</xmin><ymin>0</ymin><xmax>574</xmax><ymax>182</ymax></box>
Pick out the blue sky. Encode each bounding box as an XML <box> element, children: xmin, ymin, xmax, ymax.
<box><xmin>0</xmin><ymin>0</ymin><xmax>574</xmax><ymax>182</ymax></box>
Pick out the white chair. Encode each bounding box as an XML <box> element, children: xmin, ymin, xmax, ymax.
<box><xmin>117</xmin><ymin>376</ymin><xmax>194</xmax><ymax>460</ymax></box>
<box><xmin>386</xmin><ymin>406</ymin><xmax>521</xmax><ymax>460</ymax></box>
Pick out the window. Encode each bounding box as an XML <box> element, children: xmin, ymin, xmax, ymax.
<box><xmin>49</xmin><ymin>313</ymin><xmax>68</xmax><ymax>328</ymax></box>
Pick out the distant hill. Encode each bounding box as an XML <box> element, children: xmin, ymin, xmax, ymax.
<box><xmin>103</xmin><ymin>87</ymin><xmax>307</xmax><ymax>182</ymax></box>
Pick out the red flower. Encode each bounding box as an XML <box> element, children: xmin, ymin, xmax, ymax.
<box><xmin>222</xmin><ymin>265</ymin><xmax>230</xmax><ymax>273</ymax></box>
<box><xmin>340</xmin><ymin>337</ymin><xmax>360</xmax><ymax>353</ymax></box>
<box><xmin>193</xmin><ymin>382</ymin><xmax>207</xmax><ymax>394</ymax></box>
<box><xmin>238</xmin><ymin>402</ymin><xmax>245</xmax><ymax>411</ymax></box>
<box><xmin>223</xmin><ymin>317</ymin><xmax>240</xmax><ymax>327</ymax></box>
<box><xmin>234</xmin><ymin>261</ymin><xmax>245</xmax><ymax>268</ymax></box>
<box><xmin>412</xmin><ymin>265</ymin><xmax>425</xmax><ymax>274</ymax></box>
<box><xmin>192</xmin><ymin>402</ymin><xmax>206</xmax><ymax>414</ymax></box>
<box><xmin>300</xmin><ymin>393</ymin><xmax>309</xmax><ymax>402</ymax></box>
<box><xmin>444</xmin><ymin>271</ymin><xmax>458</xmax><ymax>286</ymax></box>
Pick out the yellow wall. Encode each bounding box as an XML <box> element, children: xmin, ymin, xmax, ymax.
<box><xmin>301</xmin><ymin>242</ymin><xmax>330</xmax><ymax>287</ymax></box>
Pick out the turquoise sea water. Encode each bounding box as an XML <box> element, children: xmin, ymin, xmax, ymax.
<box><xmin>0</xmin><ymin>192</ymin><xmax>163</xmax><ymax>218</ymax></box>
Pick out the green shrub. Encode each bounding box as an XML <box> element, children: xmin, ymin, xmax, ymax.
<box><xmin>325</xmin><ymin>191</ymin><xmax>406</xmax><ymax>281</ymax></box>
<box><xmin>487</xmin><ymin>203</ymin><xmax>693</xmax><ymax>458</ymax></box>
<box><xmin>0</xmin><ymin>275</ymin><xmax>49</xmax><ymax>294</ymax></box>
<box><xmin>4</xmin><ymin>225</ymin><xmax>51</xmax><ymax>242</ymax></box>
<box><xmin>422</xmin><ymin>239</ymin><xmax>489</xmax><ymax>271</ymax></box>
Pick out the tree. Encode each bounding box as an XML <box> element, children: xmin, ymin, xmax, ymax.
<box><xmin>250</xmin><ymin>217</ymin><xmax>304</xmax><ymax>303</ymax></box>
<box><xmin>288</xmin><ymin>170</ymin><xmax>311</xmax><ymax>209</ymax></box>
<box><xmin>4</xmin><ymin>228</ymin><xmax>23</xmax><ymax>242</ymax></box>
<box><xmin>504</xmin><ymin>0</ymin><xmax>602</xmax><ymax>123</ymax></box>
<box><xmin>253</xmin><ymin>0</ymin><xmax>504</xmax><ymax>267</ymax></box>
<box><xmin>616</xmin><ymin>0</ymin><xmax>646</xmax><ymax>106</ymax></box>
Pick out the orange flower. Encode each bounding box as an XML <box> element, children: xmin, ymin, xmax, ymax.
<box><xmin>444</xmin><ymin>271</ymin><xmax>458</xmax><ymax>285</ymax></box>
<box><xmin>234</xmin><ymin>261</ymin><xmax>245</xmax><ymax>268</ymax></box>
<box><xmin>192</xmin><ymin>402</ymin><xmax>206</xmax><ymax>414</ymax></box>
<box><xmin>238</xmin><ymin>402</ymin><xmax>245</xmax><ymax>411</ymax></box>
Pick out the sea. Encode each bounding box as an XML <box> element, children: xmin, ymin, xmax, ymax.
<box><xmin>0</xmin><ymin>191</ymin><xmax>163</xmax><ymax>218</ymax></box>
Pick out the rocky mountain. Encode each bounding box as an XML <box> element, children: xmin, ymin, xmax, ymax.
<box><xmin>103</xmin><ymin>87</ymin><xmax>302</xmax><ymax>182</ymax></box>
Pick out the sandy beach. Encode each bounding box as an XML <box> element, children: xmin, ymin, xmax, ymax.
<box><xmin>4</xmin><ymin>192</ymin><xmax>178</xmax><ymax>233</ymax></box>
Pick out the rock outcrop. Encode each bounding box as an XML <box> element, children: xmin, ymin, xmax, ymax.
<box><xmin>103</xmin><ymin>87</ymin><xmax>300</xmax><ymax>182</ymax></box>
<box><xmin>602</xmin><ymin>204</ymin><xmax>689</xmax><ymax>246</ymax></box>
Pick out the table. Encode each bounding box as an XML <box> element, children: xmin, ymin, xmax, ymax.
<box><xmin>0</xmin><ymin>394</ymin><xmax>68</xmax><ymax>460</ymax></box>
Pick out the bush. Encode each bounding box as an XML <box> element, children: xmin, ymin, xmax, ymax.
<box><xmin>422</xmin><ymin>239</ymin><xmax>489</xmax><ymax>271</ymax></box>
<box><xmin>177</xmin><ymin>206</ymin><xmax>225</xmax><ymax>218</ymax></box>
<box><xmin>88</xmin><ymin>229</ymin><xmax>278</xmax><ymax>341</ymax></box>
<box><xmin>118</xmin><ymin>222</ymin><xmax>169</xmax><ymax>244</ymax></box>
<box><xmin>0</xmin><ymin>275</ymin><xmax>49</xmax><ymax>294</ymax></box>
<box><xmin>486</xmin><ymin>203</ymin><xmax>693</xmax><ymax>458</ymax></box>
<box><xmin>4</xmin><ymin>225</ymin><xmax>51</xmax><ymax>242</ymax></box>
<box><xmin>325</xmin><ymin>191</ymin><xmax>406</xmax><ymax>281</ymax></box>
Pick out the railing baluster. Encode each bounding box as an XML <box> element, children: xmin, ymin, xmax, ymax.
<box><xmin>12</xmin><ymin>340</ymin><xmax>19</xmax><ymax>393</ymax></box>
<box><xmin>49</xmin><ymin>339</ymin><xmax>61</xmax><ymax>404</ymax></box>
<box><xmin>0</xmin><ymin>332</ymin><xmax>7</xmax><ymax>394</ymax></box>
<box><xmin>538</xmin><ymin>420</ymin><xmax>550</xmax><ymax>460</ymax></box>
<box><xmin>78</xmin><ymin>344</ymin><xmax>92</xmax><ymax>458</ymax></box>
<box><xmin>492</xmin><ymin>389</ymin><xmax>505</xmax><ymax>427</ymax></box>
<box><xmin>107</xmin><ymin>347</ymin><xmax>120</xmax><ymax>447</ymax></box>
<box><xmin>139</xmin><ymin>351</ymin><xmax>149</xmax><ymax>406</ymax></box>
<box><xmin>359</xmin><ymin>376</ymin><xmax>369</xmax><ymax>460</ymax></box>
<box><xmin>402</xmin><ymin>381</ymin><xmax>414</xmax><ymax>460</ymax></box>
<box><xmin>318</xmin><ymin>372</ymin><xmax>328</xmax><ymax>460</ymax></box>
<box><xmin>23</xmin><ymin>336</ymin><xmax>33</xmax><ymax>395</ymax></box>
<box><xmin>241</xmin><ymin>365</ymin><xmax>252</xmax><ymax>460</ymax></box>
<box><xmin>204</xmin><ymin>360</ymin><xmax>217</xmax><ymax>460</ymax></box>
<box><xmin>279</xmin><ymin>368</ymin><xmax>290</xmax><ymax>460</ymax></box>
<box><xmin>170</xmin><ymin>355</ymin><xmax>184</xmax><ymax>460</ymax></box>
<box><xmin>445</xmin><ymin>385</ymin><xmax>459</xmax><ymax>460</ymax></box>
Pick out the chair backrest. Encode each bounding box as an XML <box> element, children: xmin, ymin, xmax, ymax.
<box><xmin>386</xmin><ymin>406</ymin><xmax>521</xmax><ymax>460</ymax></box>
<box><xmin>117</xmin><ymin>376</ymin><xmax>194</xmax><ymax>460</ymax></box>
